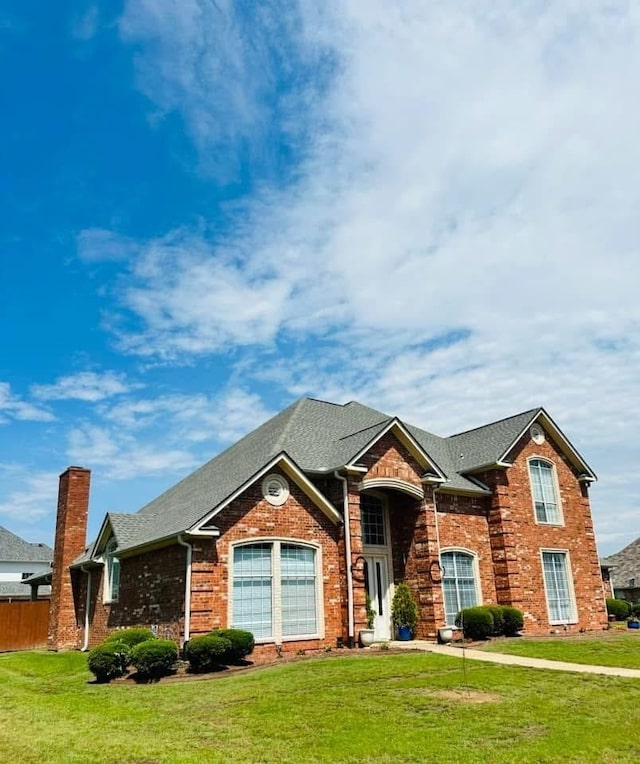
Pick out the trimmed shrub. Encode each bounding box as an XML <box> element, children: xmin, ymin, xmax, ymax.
<box><xmin>631</xmin><ymin>603</ymin><xmax>640</xmax><ymax>618</ymax></box>
<box><xmin>209</xmin><ymin>629</ymin><xmax>255</xmax><ymax>662</ymax></box>
<box><xmin>185</xmin><ymin>635</ymin><xmax>233</xmax><ymax>673</ymax></box>
<box><xmin>456</xmin><ymin>606</ymin><xmax>494</xmax><ymax>641</ymax></box>
<box><xmin>87</xmin><ymin>641</ymin><xmax>130</xmax><ymax>683</ymax></box>
<box><xmin>485</xmin><ymin>605</ymin><xmax>505</xmax><ymax>637</ymax></box>
<box><xmin>104</xmin><ymin>628</ymin><xmax>157</xmax><ymax>648</ymax></box>
<box><xmin>391</xmin><ymin>583</ymin><xmax>419</xmax><ymax>632</ymax></box>
<box><xmin>607</xmin><ymin>598</ymin><xmax>631</xmax><ymax>621</ymax></box>
<box><xmin>501</xmin><ymin>606</ymin><xmax>524</xmax><ymax>636</ymax></box>
<box><xmin>130</xmin><ymin>639</ymin><xmax>178</xmax><ymax>679</ymax></box>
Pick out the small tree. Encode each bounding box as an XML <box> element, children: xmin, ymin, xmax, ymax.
<box><xmin>391</xmin><ymin>583</ymin><xmax>419</xmax><ymax>632</ymax></box>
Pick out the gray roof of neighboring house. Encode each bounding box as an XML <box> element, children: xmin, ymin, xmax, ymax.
<box><xmin>0</xmin><ymin>526</ymin><xmax>53</xmax><ymax>563</ymax></box>
<box><xmin>603</xmin><ymin>538</ymin><xmax>640</xmax><ymax>590</ymax></box>
<box><xmin>0</xmin><ymin>581</ymin><xmax>51</xmax><ymax>598</ymax></box>
<box><xmin>78</xmin><ymin>398</ymin><xmax>579</xmax><ymax>560</ymax></box>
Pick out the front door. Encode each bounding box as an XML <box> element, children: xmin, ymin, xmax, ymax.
<box><xmin>364</xmin><ymin>556</ymin><xmax>391</xmax><ymax>641</ymax></box>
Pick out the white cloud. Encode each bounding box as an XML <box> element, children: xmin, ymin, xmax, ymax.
<box><xmin>31</xmin><ymin>371</ymin><xmax>137</xmax><ymax>402</ymax></box>
<box><xmin>76</xmin><ymin>228</ymin><xmax>138</xmax><ymax>263</ymax></box>
<box><xmin>70</xmin><ymin>5</ymin><xmax>99</xmax><ymax>42</ymax></box>
<box><xmin>0</xmin><ymin>383</ymin><xmax>55</xmax><ymax>423</ymax></box>
<box><xmin>0</xmin><ymin>467</ymin><xmax>59</xmax><ymax>523</ymax></box>
<box><xmin>98</xmin><ymin>1</ymin><xmax>640</xmax><ymax>553</ymax></box>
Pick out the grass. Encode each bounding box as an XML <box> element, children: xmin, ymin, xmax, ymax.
<box><xmin>1</xmin><ymin>648</ymin><xmax>640</xmax><ymax>763</ymax></box>
<box><xmin>483</xmin><ymin>632</ymin><xmax>640</xmax><ymax>668</ymax></box>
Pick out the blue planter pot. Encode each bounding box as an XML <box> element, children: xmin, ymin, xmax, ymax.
<box><xmin>628</xmin><ymin>620</ymin><xmax>640</xmax><ymax>629</ymax></box>
<box><xmin>397</xmin><ymin>625</ymin><xmax>412</xmax><ymax>641</ymax></box>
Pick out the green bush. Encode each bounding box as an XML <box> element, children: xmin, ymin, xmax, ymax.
<box><xmin>391</xmin><ymin>583</ymin><xmax>419</xmax><ymax>632</ymax></box>
<box><xmin>455</xmin><ymin>606</ymin><xmax>494</xmax><ymax>641</ymax></box>
<box><xmin>485</xmin><ymin>605</ymin><xmax>505</xmax><ymax>637</ymax></box>
<box><xmin>104</xmin><ymin>628</ymin><xmax>157</xmax><ymax>648</ymax></box>
<box><xmin>209</xmin><ymin>629</ymin><xmax>255</xmax><ymax>662</ymax></box>
<box><xmin>606</xmin><ymin>598</ymin><xmax>631</xmax><ymax>621</ymax></box>
<box><xmin>129</xmin><ymin>639</ymin><xmax>178</xmax><ymax>679</ymax></box>
<box><xmin>631</xmin><ymin>603</ymin><xmax>640</xmax><ymax>618</ymax></box>
<box><xmin>185</xmin><ymin>635</ymin><xmax>233</xmax><ymax>673</ymax></box>
<box><xmin>87</xmin><ymin>641</ymin><xmax>130</xmax><ymax>683</ymax></box>
<box><xmin>501</xmin><ymin>606</ymin><xmax>524</xmax><ymax>636</ymax></box>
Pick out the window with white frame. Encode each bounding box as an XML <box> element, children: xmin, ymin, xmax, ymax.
<box><xmin>361</xmin><ymin>494</ymin><xmax>386</xmax><ymax>546</ymax></box>
<box><xmin>104</xmin><ymin>539</ymin><xmax>120</xmax><ymax>603</ymax></box>
<box><xmin>231</xmin><ymin>541</ymin><xmax>319</xmax><ymax>641</ymax></box>
<box><xmin>542</xmin><ymin>551</ymin><xmax>575</xmax><ymax>623</ymax></box>
<box><xmin>529</xmin><ymin>458</ymin><xmax>562</xmax><ymax>524</ymax></box>
<box><xmin>440</xmin><ymin>550</ymin><xmax>479</xmax><ymax>626</ymax></box>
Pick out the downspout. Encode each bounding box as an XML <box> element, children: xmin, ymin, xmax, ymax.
<box><xmin>334</xmin><ymin>471</ymin><xmax>354</xmax><ymax>647</ymax></box>
<box><xmin>80</xmin><ymin>566</ymin><xmax>92</xmax><ymax>651</ymax></box>
<box><xmin>177</xmin><ymin>534</ymin><xmax>193</xmax><ymax>646</ymax></box>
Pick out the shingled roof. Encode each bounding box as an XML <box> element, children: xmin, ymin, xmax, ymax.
<box><xmin>603</xmin><ymin>538</ymin><xmax>640</xmax><ymax>590</ymax></box>
<box><xmin>0</xmin><ymin>526</ymin><xmax>53</xmax><ymax>563</ymax></box>
<box><xmin>76</xmin><ymin>397</ymin><xmax>591</xmax><ymax>561</ymax></box>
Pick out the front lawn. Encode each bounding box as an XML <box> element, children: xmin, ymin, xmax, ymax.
<box><xmin>483</xmin><ymin>632</ymin><xmax>640</xmax><ymax>668</ymax></box>
<box><xmin>1</xmin><ymin>648</ymin><xmax>639</xmax><ymax>763</ymax></box>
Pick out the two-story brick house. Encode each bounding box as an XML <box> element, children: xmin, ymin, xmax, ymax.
<box><xmin>48</xmin><ymin>398</ymin><xmax>608</xmax><ymax>655</ymax></box>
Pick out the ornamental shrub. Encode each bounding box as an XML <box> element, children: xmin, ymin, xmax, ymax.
<box><xmin>129</xmin><ymin>639</ymin><xmax>178</xmax><ymax>679</ymax></box>
<box><xmin>87</xmin><ymin>641</ymin><xmax>130</xmax><ymax>683</ymax></box>
<box><xmin>631</xmin><ymin>603</ymin><xmax>640</xmax><ymax>618</ymax></box>
<box><xmin>391</xmin><ymin>583</ymin><xmax>419</xmax><ymax>632</ymax></box>
<box><xmin>209</xmin><ymin>629</ymin><xmax>255</xmax><ymax>662</ymax></box>
<box><xmin>104</xmin><ymin>628</ymin><xmax>157</xmax><ymax>648</ymax></box>
<box><xmin>606</xmin><ymin>598</ymin><xmax>631</xmax><ymax>620</ymax></box>
<box><xmin>501</xmin><ymin>606</ymin><xmax>524</xmax><ymax>636</ymax></box>
<box><xmin>485</xmin><ymin>605</ymin><xmax>505</xmax><ymax>637</ymax></box>
<box><xmin>185</xmin><ymin>635</ymin><xmax>233</xmax><ymax>673</ymax></box>
<box><xmin>455</xmin><ymin>606</ymin><xmax>494</xmax><ymax>641</ymax></box>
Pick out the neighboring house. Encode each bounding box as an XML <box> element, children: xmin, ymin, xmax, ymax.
<box><xmin>601</xmin><ymin>539</ymin><xmax>640</xmax><ymax>602</ymax></box>
<box><xmin>0</xmin><ymin>526</ymin><xmax>52</xmax><ymax>601</ymax></box>
<box><xmin>47</xmin><ymin>398</ymin><xmax>608</xmax><ymax>654</ymax></box>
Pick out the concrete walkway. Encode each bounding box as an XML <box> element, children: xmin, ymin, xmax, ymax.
<box><xmin>389</xmin><ymin>641</ymin><xmax>640</xmax><ymax>678</ymax></box>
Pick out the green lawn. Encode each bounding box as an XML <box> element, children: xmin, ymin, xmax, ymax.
<box><xmin>1</xmin><ymin>648</ymin><xmax>640</xmax><ymax>763</ymax></box>
<box><xmin>483</xmin><ymin>633</ymin><xmax>640</xmax><ymax>668</ymax></box>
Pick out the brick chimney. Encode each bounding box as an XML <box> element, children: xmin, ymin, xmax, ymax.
<box><xmin>48</xmin><ymin>467</ymin><xmax>90</xmax><ymax>650</ymax></box>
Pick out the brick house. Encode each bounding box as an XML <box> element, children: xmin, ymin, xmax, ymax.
<box><xmin>48</xmin><ymin>398</ymin><xmax>608</xmax><ymax>655</ymax></box>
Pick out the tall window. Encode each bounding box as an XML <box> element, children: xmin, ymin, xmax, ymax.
<box><xmin>542</xmin><ymin>551</ymin><xmax>575</xmax><ymax>623</ymax></box>
<box><xmin>529</xmin><ymin>459</ymin><xmax>562</xmax><ymax>524</ymax></box>
<box><xmin>104</xmin><ymin>539</ymin><xmax>120</xmax><ymax>603</ymax></box>
<box><xmin>441</xmin><ymin>551</ymin><xmax>479</xmax><ymax>626</ymax></box>
<box><xmin>232</xmin><ymin>541</ymin><xmax>319</xmax><ymax>641</ymax></box>
<box><xmin>361</xmin><ymin>494</ymin><xmax>386</xmax><ymax>546</ymax></box>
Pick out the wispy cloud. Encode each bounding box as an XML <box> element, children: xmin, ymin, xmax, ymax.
<box><xmin>31</xmin><ymin>371</ymin><xmax>137</xmax><ymax>402</ymax></box>
<box><xmin>0</xmin><ymin>383</ymin><xmax>55</xmax><ymax>423</ymax></box>
<box><xmin>0</xmin><ymin>467</ymin><xmax>59</xmax><ymax>523</ymax></box>
<box><xmin>76</xmin><ymin>228</ymin><xmax>139</xmax><ymax>263</ymax></box>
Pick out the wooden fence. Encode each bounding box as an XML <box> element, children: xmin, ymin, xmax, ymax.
<box><xmin>0</xmin><ymin>600</ymin><xmax>50</xmax><ymax>652</ymax></box>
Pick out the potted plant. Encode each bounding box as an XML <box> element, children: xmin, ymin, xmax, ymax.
<box><xmin>359</xmin><ymin>592</ymin><xmax>376</xmax><ymax>647</ymax></box>
<box><xmin>391</xmin><ymin>583</ymin><xmax>419</xmax><ymax>641</ymax></box>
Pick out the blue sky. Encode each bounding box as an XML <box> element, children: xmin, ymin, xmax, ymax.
<box><xmin>1</xmin><ymin>1</ymin><xmax>639</xmax><ymax>556</ymax></box>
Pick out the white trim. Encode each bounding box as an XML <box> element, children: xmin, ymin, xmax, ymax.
<box><xmin>345</xmin><ymin>419</ymin><xmax>447</xmax><ymax>480</ymax></box>
<box><xmin>528</xmin><ymin>456</ymin><xmax>564</xmax><ymax>526</ymax></box>
<box><xmin>102</xmin><ymin>538</ymin><xmax>120</xmax><ymax>604</ymax></box>
<box><xmin>191</xmin><ymin>453</ymin><xmax>342</xmax><ymax>533</ymax></box>
<box><xmin>498</xmin><ymin>409</ymin><xmax>597</xmax><ymax>481</ymax></box>
<box><xmin>439</xmin><ymin>547</ymin><xmax>483</xmax><ymax>626</ymax></box>
<box><xmin>227</xmin><ymin>537</ymin><xmax>325</xmax><ymax>645</ymax></box>
<box><xmin>539</xmin><ymin>548</ymin><xmax>578</xmax><ymax>625</ymax></box>
<box><xmin>359</xmin><ymin>477</ymin><xmax>424</xmax><ymax>499</ymax></box>
<box><xmin>262</xmin><ymin>474</ymin><xmax>289</xmax><ymax>506</ymax></box>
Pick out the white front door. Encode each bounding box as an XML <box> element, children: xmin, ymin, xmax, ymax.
<box><xmin>364</xmin><ymin>555</ymin><xmax>391</xmax><ymax>641</ymax></box>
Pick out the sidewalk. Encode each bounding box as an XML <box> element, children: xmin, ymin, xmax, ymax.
<box><xmin>389</xmin><ymin>641</ymin><xmax>640</xmax><ymax>678</ymax></box>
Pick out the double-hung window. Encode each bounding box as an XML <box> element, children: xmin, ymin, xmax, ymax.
<box><xmin>104</xmin><ymin>539</ymin><xmax>120</xmax><ymax>603</ymax></box>
<box><xmin>529</xmin><ymin>459</ymin><xmax>562</xmax><ymax>524</ymax></box>
<box><xmin>440</xmin><ymin>550</ymin><xmax>479</xmax><ymax>626</ymax></box>
<box><xmin>542</xmin><ymin>551</ymin><xmax>575</xmax><ymax>623</ymax></box>
<box><xmin>231</xmin><ymin>541</ymin><xmax>320</xmax><ymax>642</ymax></box>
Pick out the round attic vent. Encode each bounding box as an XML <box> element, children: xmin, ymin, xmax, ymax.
<box><xmin>530</xmin><ymin>424</ymin><xmax>545</xmax><ymax>445</ymax></box>
<box><xmin>262</xmin><ymin>474</ymin><xmax>289</xmax><ymax>506</ymax></box>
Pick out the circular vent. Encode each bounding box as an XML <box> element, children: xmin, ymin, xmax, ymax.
<box><xmin>530</xmin><ymin>424</ymin><xmax>545</xmax><ymax>445</ymax></box>
<box><xmin>262</xmin><ymin>474</ymin><xmax>289</xmax><ymax>506</ymax></box>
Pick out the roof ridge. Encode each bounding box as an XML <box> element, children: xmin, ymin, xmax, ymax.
<box><xmin>338</xmin><ymin>417</ymin><xmax>391</xmax><ymax>441</ymax></box>
<box><xmin>447</xmin><ymin>407</ymin><xmax>541</xmax><ymax>439</ymax></box>
<box><xmin>273</xmin><ymin>398</ymin><xmax>310</xmax><ymax>453</ymax></box>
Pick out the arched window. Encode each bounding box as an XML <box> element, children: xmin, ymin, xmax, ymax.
<box><xmin>440</xmin><ymin>550</ymin><xmax>479</xmax><ymax>626</ymax></box>
<box><xmin>104</xmin><ymin>539</ymin><xmax>120</xmax><ymax>603</ymax></box>
<box><xmin>529</xmin><ymin>458</ymin><xmax>562</xmax><ymax>524</ymax></box>
<box><xmin>231</xmin><ymin>541</ymin><xmax>320</xmax><ymax>642</ymax></box>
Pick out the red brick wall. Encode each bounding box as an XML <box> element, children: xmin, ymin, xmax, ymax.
<box><xmin>48</xmin><ymin>467</ymin><xmax>90</xmax><ymax>650</ymax></box>
<box><xmin>189</xmin><ymin>467</ymin><xmax>343</xmax><ymax>659</ymax></box>
<box><xmin>436</xmin><ymin>492</ymin><xmax>497</xmax><ymax>608</ymax></box>
<box><xmin>480</xmin><ymin>429</ymin><xmax>607</xmax><ymax>634</ymax></box>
